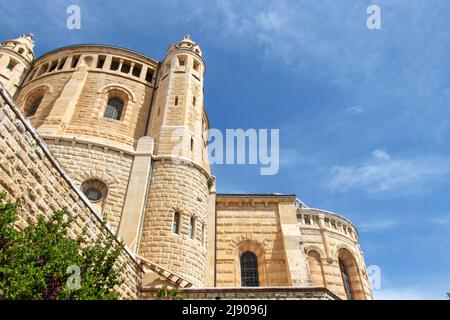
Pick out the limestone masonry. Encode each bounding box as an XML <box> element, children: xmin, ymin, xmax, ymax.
<box><xmin>0</xmin><ymin>34</ymin><xmax>372</xmax><ymax>299</ymax></box>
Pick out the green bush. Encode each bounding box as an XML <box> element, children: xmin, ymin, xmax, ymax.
<box><xmin>0</xmin><ymin>192</ymin><xmax>124</xmax><ymax>300</ymax></box>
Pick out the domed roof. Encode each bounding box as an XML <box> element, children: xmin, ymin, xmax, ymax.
<box><xmin>1</xmin><ymin>33</ymin><xmax>35</xmax><ymax>52</ymax></box>
<box><xmin>167</xmin><ymin>34</ymin><xmax>202</xmax><ymax>57</ymax></box>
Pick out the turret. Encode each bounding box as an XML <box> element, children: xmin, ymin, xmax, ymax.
<box><xmin>147</xmin><ymin>34</ymin><xmax>209</xmax><ymax>172</ymax></box>
<box><xmin>0</xmin><ymin>33</ymin><xmax>35</xmax><ymax>96</ymax></box>
<box><xmin>139</xmin><ymin>35</ymin><xmax>211</xmax><ymax>287</ymax></box>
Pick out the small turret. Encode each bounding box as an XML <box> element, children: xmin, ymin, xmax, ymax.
<box><xmin>0</xmin><ymin>33</ymin><xmax>35</xmax><ymax>96</ymax></box>
<box><xmin>148</xmin><ymin>34</ymin><xmax>208</xmax><ymax>170</ymax></box>
<box><xmin>139</xmin><ymin>35</ymin><xmax>211</xmax><ymax>287</ymax></box>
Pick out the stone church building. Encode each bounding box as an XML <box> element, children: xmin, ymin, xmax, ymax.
<box><xmin>0</xmin><ymin>34</ymin><xmax>372</xmax><ymax>299</ymax></box>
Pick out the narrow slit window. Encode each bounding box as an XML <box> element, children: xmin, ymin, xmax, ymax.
<box><xmin>174</xmin><ymin>96</ymin><xmax>179</xmax><ymax>106</ymax></box>
<box><xmin>172</xmin><ymin>212</ymin><xmax>180</xmax><ymax>234</ymax></box>
<box><xmin>189</xmin><ymin>217</ymin><xmax>196</xmax><ymax>239</ymax></box>
<box><xmin>202</xmin><ymin>224</ymin><xmax>205</xmax><ymax>246</ymax></box>
<box><xmin>192</xmin><ymin>96</ymin><xmax>196</xmax><ymax>106</ymax></box>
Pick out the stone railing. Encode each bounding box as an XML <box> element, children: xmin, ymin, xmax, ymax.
<box><xmin>297</xmin><ymin>208</ymin><xmax>359</xmax><ymax>242</ymax></box>
<box><xmin>140</xmin><ymin>286</ymin><xmax>340</xmax><ymax>300</ymax></box>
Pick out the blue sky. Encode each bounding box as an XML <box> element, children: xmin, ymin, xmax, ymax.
<box><xmin>1</xmin><ymin>0</ymin><xmax>449</xmax><ymax>299</ymax></box>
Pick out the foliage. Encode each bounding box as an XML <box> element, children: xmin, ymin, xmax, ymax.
<box><xmin>156</xmin><ymin>285</ymin><xmax>183</xmax><ymax>300</ymax></box>
<box><xmin>0</xmin><ymin>192</ymin><xmax>124</xmax><ymax>300</ymax></box>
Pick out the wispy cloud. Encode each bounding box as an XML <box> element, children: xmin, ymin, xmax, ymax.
<box><xmin>432</xmin><ymin>214</ymin><xmax>450</xmax><ymax>225</ymax></box>
<box><xmin>328</xmin><ymin>150</ymin><xmax>450</xmax><ymax>193</ymax></box>
<box><xmin>358</xmin><ymin>219</ymin><xmax>398</xmax><ymax>232</ymax></box>
<box><xmin>347</xmin><ymin>106</ymin><xmax>363</xmax><ymax>114</ymax></box>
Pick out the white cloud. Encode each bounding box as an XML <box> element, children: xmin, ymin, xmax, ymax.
<box><xmin>358</xmin><ymin>219</ymin><xmax>398</xmax><ymax>232</ymax></box>
<box><xmin>347</xmin><ymin>106</ymin><xmax>363</xmax><ymax>113</ymax></box>
<box><xmin>328</xmin><ymin>150</ymin><xmax>450</xmax><ymax>193</ymax></box>
<box><xmin>432</xmin><ymin>214</ymin><xmax>450</xmax><ymax>225</ymax></box>
<box><xmin>372</xmin><ymin>149</ymin><xmax>390</xmax><ymax>161</ymax></box>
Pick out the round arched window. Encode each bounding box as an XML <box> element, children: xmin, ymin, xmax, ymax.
<box><xmin>24</xmin><ymin>91</ymin><xmax>44</xmax><ymax>117</ymax></box>
<box><xmin>81</xmin><ymin>180</ymin><xmax>108</xmax><ymax>203</ymax></box>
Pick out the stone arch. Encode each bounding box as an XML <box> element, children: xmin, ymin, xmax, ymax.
<box><xmin>337</xmin><ymin>248</ymin><xmax>366</xmax><ymax>300</ymax></box>
<box><xmin>305</xmin><ymin>245</ymin><xmax>326</xmax><ymax>259</ymax></box>
<box><xmin>332</xmin><ymin>242</ymin><xmax>357</xmax><ymax>261</ymax></box>
<box><xmin>77</xmin><ymin>169</ymin><xmax>118</xmax><ymax>189</ymax></box>
<box><xmin>95</xmin><ymin>85</ymin><xmax>135</xmax><ymax>121</ymax></box>
<box><xmin>77</xmin><ymin>170</ymin><xmax>119</xmax><ymax>217</ymax></box>
<box><xmin>228</xmin><ymin>234</ymin><xmax>269</xmax><ymax>253</ymax></box>
<box><xmin>98</xmin><ymin>84</ymin><xmax>136</xmax><ymax>103</ymax></box>
<box><xmin>233</xmin><ymin>239</ymin><xmax>268</xmax><ymax>287</ymax></box>
<box><xmin>20</xmin><ymin>83</ymin><xmax>54</xmax><ymax>109</ymax></box>
<box><xmin>332</xmin><ymin>242</ymin><xmax>366</xmax><ymax>273</ymax></box>
<box><xmin>21</xmin><ymin>84</ymin><xmax>54</xmax><ymax>120</ymax></box>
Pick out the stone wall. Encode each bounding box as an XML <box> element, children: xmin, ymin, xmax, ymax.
<box><xmin>44</xmin><ymin>140</ymin><xmax>134</xmax><ymax>231</ymax></box>
<box><xmin>215</xmin><ymin>199</ymin><xmax>290</xmax><ymax>287</ymax></box>
<box><xmin>139</xmin><ymin>159</ymin><xmax>210</xmax><ymax>287</ymax></box>
<box><xmin>0</xmin><ymin>86</ymin><xmax>143</xmax><ymax>299</ymax></box>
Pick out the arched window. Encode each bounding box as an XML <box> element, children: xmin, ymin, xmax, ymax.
<box><xmin>189</xmin><ymin>217</ymin><xmax>196</xmax><ymax>239</ymax></box>
<box><xmin>25</xmin><ymin>96</ymin><xmax>43</xmax><ymax>117</ymax></box>
<box><xmin>103</xmin><ymin>97</ymin><xmax>124</xmax><ymax>120</ymax></box>
<box><xmin>240</xmin><ymin>251</ymin><xmax>259</xmax><ymax>287</ymax></box>
<box><xmin>339</xmin><ymin>260</ymin><xmax>353</xmax><ymax>300</ymax></box>
<box><xmin>172</xmin><ymin>212</ymin><xmax>180</xmax><ymax>234</ymax></box>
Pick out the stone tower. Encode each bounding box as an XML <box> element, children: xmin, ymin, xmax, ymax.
<box><xmin>138</xmin><ymin>35</ymin><xmax>211</xmax><ymax>287</ymax></box>
<box><xmin>0</xmin><ymin>33</ymin><xmax>35</xmax><ymax>97</ymax></box>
